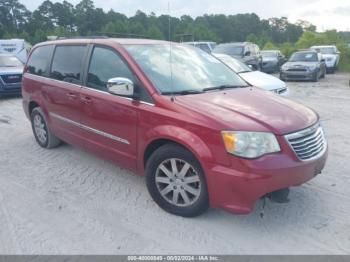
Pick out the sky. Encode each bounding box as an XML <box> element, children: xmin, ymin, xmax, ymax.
<box><xmin>21</xmin><ymin>0</ymin><xmax>350</xmax><ymax>32</ymax></box>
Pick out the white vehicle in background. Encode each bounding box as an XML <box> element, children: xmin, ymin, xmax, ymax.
<box><xmin>214</xmin><ymin>53</ymin><xmax>289</xmax><ymax>96</ymax></box>
<box><xmin>310</xmin><ymin>45</ymin><xmax>340</xmax><ymax>73</ymax></box>
<box><xmin>183</xmin><ymin>41</ymin><xmax>217</xmax><ymax>53</ymax></box>
<box><xmin>0</xmin><ymin>39</ymin><xmax>31</xmax><ymax>64</ymax></box>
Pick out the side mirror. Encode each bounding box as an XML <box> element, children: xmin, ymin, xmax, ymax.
<box><xmin>107</xmin><ymin>77</ymin><xmax>134</xmax><ymax>97</ymax></box>
<box><xmin>244</xmin><ymin>51</ymin><xmax>251</xmax><ymax>56</ymax></box>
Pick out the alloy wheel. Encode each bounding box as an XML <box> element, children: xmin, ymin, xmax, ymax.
<box><xmin>155</xmin><ymin>158</ymin><xmax>201</xmax><ymax>207</ymax></box>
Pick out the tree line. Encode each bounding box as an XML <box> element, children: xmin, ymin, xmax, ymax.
<box><xmin>0</xmin><ymin>0</ymin><xmax>349</xmax><ymax>70</ymax></box>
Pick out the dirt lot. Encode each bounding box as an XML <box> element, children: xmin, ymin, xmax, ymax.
<box><xmin>0</xmin><ymin>73</ymin><xmax>349</xmax><ymax>255</ymax></box>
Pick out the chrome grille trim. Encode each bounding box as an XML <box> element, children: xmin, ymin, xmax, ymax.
<box><xmin>285</xmin><ymin>123</ymin><xmax>327</xmax><ymax>161</ymax></box>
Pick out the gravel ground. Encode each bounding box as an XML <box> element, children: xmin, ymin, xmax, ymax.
<box><xmin>0</xmin><ymin>73</ymin><xmax>349</xmax><ymax>255</ymax></box>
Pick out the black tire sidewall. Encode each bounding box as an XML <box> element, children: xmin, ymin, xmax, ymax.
<box><xmin>145</xmin><ymin>144</ymin><xmax>209</xmax><ymax>217</ymax></box>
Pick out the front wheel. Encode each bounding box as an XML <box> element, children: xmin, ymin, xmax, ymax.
<box><xmin>145</xmin><ymin>144</ymin><xmax>209</xmax><ymax>217</ymax></box>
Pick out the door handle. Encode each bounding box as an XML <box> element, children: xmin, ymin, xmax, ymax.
<box><xmin>81</xmin><ymin>96</ymin><xmax>92</xmax><ymax>104</ymax></box>
<box><xmin>67</xmin><ymin>92</ymin><xmax>77</xmax><ymax>99</ymax></box>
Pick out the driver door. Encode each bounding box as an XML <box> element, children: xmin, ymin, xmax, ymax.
<box><xmin>79</xmin><ymin>45</ymin><xmax>138</xmax><ymax>169</ymax></box>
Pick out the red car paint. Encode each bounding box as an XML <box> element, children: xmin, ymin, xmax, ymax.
<box><xmin>22</xmin><ymin>38</ymin><xmax>328</xmax><ymax>214</ymax></box>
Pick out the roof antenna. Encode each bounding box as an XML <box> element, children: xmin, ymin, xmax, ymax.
<box><xmin>168</xmin><ymin>1</ymin><xmax>175</xmax><ymax>102</ymax></box>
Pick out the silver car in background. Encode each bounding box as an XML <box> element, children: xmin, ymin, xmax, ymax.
<box><xmin>214</xmin><ymin>53</ymin><xmax>289</xmax><ymax>96</ymax></box>
<box><xmin>280</xmin><ymin>51</ymin><xmax>326</xmax><ymax>82</ymax></box>
<box><xmin>310</xmin><ymin>45</ymin><xmax>340</xmax><ymax>73</ymax></box>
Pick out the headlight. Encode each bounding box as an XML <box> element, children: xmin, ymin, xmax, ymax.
<box><xmin>326</xmin><ymin>57</ymin><xmax>333</xmax><ymax>62</ymax></box>
<box><xmin>221</xmin><ymin>131</ymin><xmax>280</xmax><ymax>158</ymax></box>
<box><xmin>308</xmin><ymin>65</ymin><xmax>317</xmax><ymax>71</ymax></box>
<box><xmin>281</xmin><ymin>65</ymin><xmax>288</xmax><ymax>71</ymax></box>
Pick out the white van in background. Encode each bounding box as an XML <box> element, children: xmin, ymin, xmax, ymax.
<box><xmin>0</xmin><ymin>39</ymin><xmax>31</xmax><ymax>64</ymax></box>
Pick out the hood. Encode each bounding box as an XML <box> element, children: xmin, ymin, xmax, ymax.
<box><xmin>0</xmin><ymin>66</ymin><xmax>23</xmax><ymax>74</ymax></box>
<box><xmin>284</xmin><ymin>61</ymin><xmax>317</xmax><ymax>68</ymax></box>
<box><xmin>239</xmin><ymin>71</ymin><xmax>285</xmax><ymax>91</ymax></box>
<box><xmin>174</xmin><ymin>87</ymin><xmax>317</xmax><ymax>135</ymax></box>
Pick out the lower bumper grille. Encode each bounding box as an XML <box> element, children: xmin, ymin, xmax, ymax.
<box><xmin>0</xmin><ymin>74</ymin><xmax>22</xmax><ymax>84</ymax></box>
<box><xmin>285</xmin><ymin>123</ymin><xmax>327</xmax><ymax>161</ymax></box>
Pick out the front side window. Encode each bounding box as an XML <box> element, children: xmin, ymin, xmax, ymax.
<box><xmin>125</xmin><ymin>44</ymin><xmax>247</xmax><ymax>94</ymax></box>
<box><xmin>87</xmin><ymin>47</ymin><xmax>135</xmax><ymax>92</ymax></box>
<box><xmin>50</xmin><ymin>45</ymin><xmax>86</xmax><ymax>84</ymax></box>
<box><xmin>27</xmin><ymin>45</ymin><xmax>53</xmax><ymax>76</ymax></box>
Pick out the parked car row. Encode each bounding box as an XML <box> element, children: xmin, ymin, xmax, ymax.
<box><xmin>21</xmin><ymin>37</ymin><xmax>328</xmax><ymax>217</ymax></box>
<box><xmin>187</xmin><ymin>40</ymin><xmax>341</xmax><ymax>80</ymax></box>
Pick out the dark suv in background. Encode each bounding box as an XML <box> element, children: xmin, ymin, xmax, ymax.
<box><xmin>261</xmin><ymin>50</ymin><xmax>287</xmax><ymax>73</ymax></box>
<box><xmin>213</xmin><ymin>42</ymin><xmax>262</xmax><ymax>71</ymax></box>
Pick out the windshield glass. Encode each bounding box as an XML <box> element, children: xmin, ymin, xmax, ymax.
<box><xmin>0</xmin><ymin>56</ymin><xmax>23</xmax><ymax>67</ymax></box>
<box><xmin>261</xmin><ymin>51</ymin><xmax>277</xmax><ymax>58</ymax></box>
<box><xmin>312</xmin><ymin>47</ymin><xmax>335</xmax><ymax>54</ymax></box>
<box><xmin>215</xmin><ymin>55</ymin><xmax>251</xmax><ymax>73</ymax></box>
<box><xmin>213</xmin><ymin>45</ymin><xmax>244</xmax><ymax>56</ymax></box>
<box><xmin>289</xmin><ymin>52</ymin><xmax>318</xmax><ymax>62</ymax></box>
<box><xmin>125</xmin><ymin>44</ymin><xmax>247</xmax><ymax>94</ymax></box>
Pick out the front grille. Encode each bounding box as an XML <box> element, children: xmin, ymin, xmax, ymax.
<box><xmin>0</xmin><ymin>74</ymin><xmax>22</xmax><ymax>84</ymax></box>
<box><xmin>287</xmin><ymin>68</ymin><xmax>307</xmax><ymax>72</ymax></box>
<box><xmin>285</xmin><ymin>123</ymin><xmax>327</xmax><ymax>161</ymax></box>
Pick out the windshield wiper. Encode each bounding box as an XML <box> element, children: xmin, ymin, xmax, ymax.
<box><xmin>203</xmin><ymin>84</ymin><xmax>247</xmax><ymax>92</ymax></box>
<box><xmin>161</xmin><ymin>90</ymin><xmax>204</xmax><ymax>95</ymax></box>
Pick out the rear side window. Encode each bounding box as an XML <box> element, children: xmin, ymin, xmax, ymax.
<box><xmin>27</xmin><ymin>45</ymin><xmax>53</xmax><ymax>76</ymax></box>
<box><xmin>50</xmin><ymin>45</ymin><xmax>86</xmax><ymax>84</ymax></box>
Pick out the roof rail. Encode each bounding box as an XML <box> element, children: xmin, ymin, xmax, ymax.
<box><xmin>95</xmin><ymin>32</ymin><xmax>150</xmax><ymax>39</ymax></box>
<box><xmin>48</xmin><ymin>35</ymin><xmax>108</xmax><ymax>40</ymax></box>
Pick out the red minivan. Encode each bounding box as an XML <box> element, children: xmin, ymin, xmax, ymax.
<box><xmin>22</xmin><ymin>38</ymin><xmax>328</xmax><ymax>217</ymax></box>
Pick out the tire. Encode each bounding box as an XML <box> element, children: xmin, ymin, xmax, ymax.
<box><xmin>31</xmin><ymin>107</ymin><xmax>61</xmax><ymax>149</ymax></box>
<box><xmin>145</xmin><ymin>143</ymin><xmax>209</xmax><ymax>217</ymax></box>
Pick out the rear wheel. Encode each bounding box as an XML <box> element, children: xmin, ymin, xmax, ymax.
<box><xmin>145</xmin><ymin>144</ymin><xmax>209</xmax><ymax>217</ymax></box>
<box><xmin>31</xmin><ymin>107</ymin><xmax>61</xmax><ymax>149</ymax></box>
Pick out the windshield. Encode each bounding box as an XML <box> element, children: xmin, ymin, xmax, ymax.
<box><xmin>312</xmin><ymin>47</ymin><xmax>336</xmax><ymax>54</ymax></box>
<box><xmin>289</xmin><ymin>52</ymin><xmax>318</xmax><ymax>62</ymax></box>
<box><xmin>0</xmin><ymin>56</ymin><xmax>23</xmax><ymax>67</ymax></box>
<box><xmin>213</xmin><ymin>45</ymin><xmax>244</xmax><ymax>56</ymax></box>
<box><xmin>125</xmin><ymin>44</ymin><xmax>247</xmax><ymax>94</ymax></box>
<box><xmin>215</xmin><ymin>55</ymin><xmax>251</xmax><ymax>73</ymax></box>
<box><xmin>261</xmin><ymin>51</ymin><xmax>277</xmax><ymax>58</ymax></box>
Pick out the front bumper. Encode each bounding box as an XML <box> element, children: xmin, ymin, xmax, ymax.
<box><xmin>205</xmin><ymin>139</ymin><xmax>328</xmax><ymax>214</ymax></box>
<box><xmin>0</xmin><ymin>78</ymin><xmax>22</xmax><ymax>96</ymax></box>
<box><xmin>280</xmin><ymin>70</ymin><xmax>316</xmax><ymax>81</ymax></box>
<box><xmin>262</xmin><ymin>61</ymin><xmax>278</xmax><ymax>72</ymax></box>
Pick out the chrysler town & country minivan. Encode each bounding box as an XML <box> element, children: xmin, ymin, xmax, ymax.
<box><xmin>22</xmin><ymin>38</ymin><xmax>328</xmax><ymax>217</ymax></box>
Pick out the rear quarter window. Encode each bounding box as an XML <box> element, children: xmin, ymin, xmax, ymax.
<box><xmin>27</xmin><ymin>45</ymin><xmax>54</xmax><ymax>76</ymax></box>
<box><xmin>50</xmin><ymin>45</ymin><xmax>87</xmax><ymax>84</ymax></box>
